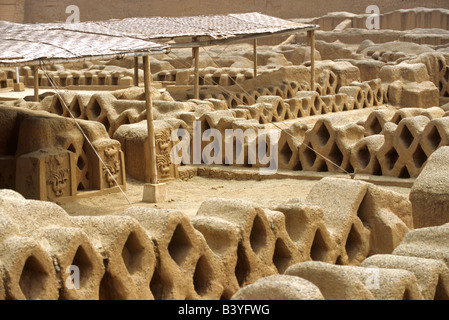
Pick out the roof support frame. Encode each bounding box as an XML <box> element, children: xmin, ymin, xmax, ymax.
<box><xmin>175</xmin><ymin>26</ymin><xmax>319</xmax><ymax>99</ymax></box>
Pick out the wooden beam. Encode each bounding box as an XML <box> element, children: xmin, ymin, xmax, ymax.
<box><xmin>308</xmin><ymin>30</ymin><xmax>316</xmax><ymax>91</ymax></box>
<box><xmin>253</xmin><ymin>39</ymin><xmax>258</xmax><ymax>78</ymax></box>
<box><xmin>33</xmin><ymin>65</ymin><xmax>39</xmax><ymax>102</ymax></box>
<box><xmin>15</xmin><ymin>67</ymin><xmax>20</xmax><ymax>84</ymax></box>
<box><xmin>193</xmin><ymin>46</ymin><xmax>200</xmax><ymax>99</ymax></box>
<box><xmin>143</xmin><ymin>55</ymin><xmax>158</xmax><ymax>185</ymax></box>
<box><xmin>134</xmin><ymin>56</ymin><xmax>139</xmax><ymax>87</ymax></box>
<box><xmin>169</xmin><ymin>26</ymin><xmax>319</xmax><ymax>48</ymax></box>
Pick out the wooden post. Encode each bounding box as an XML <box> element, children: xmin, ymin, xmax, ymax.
<box><xmin>134</xmin><ymin>56</ymin><xmax>140</xmax><ymax>87</ymax></box>
<box><xmin>308</xmin><ymin>30</ymin><xmax>316</xmax><ymax>91</ymax></box>
<box><xmin>143</xmin><ymin>55</ymin><xmax>158</xmax><ymax>185</ymax></box>
<box><xmin>33</xmin><ymin>66</ymin><xmax>39</xmax><ymax>102</ymax></box>
<box><xmin>15</xmin><ymin>67</ymin><xmax>20</xmax><ymax>84</ymax></box>
<box><xmin>193</xmin><ymin>45</ymin><xmax>200</xmax><ymax>100</ymax></box>
<box><xmin>253</xmin><ymin>39</ymin><xmax>258</xmax><ymax>78</ymax></box>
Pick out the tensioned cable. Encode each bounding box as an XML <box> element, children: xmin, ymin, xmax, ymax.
<box><xmin>153</xmin><ymin>46</ymin><xmax>351</xmax><ymax>176</ymax></box>
<box><xmin>203</xmin><ymin>43</ymin><xmax>232</xmax><ymax>61</ymax></box>
<box><xmin>166</xmin><ymin>48</ymin><xmax>247</xmax><ymax>105</ymax></box>
<box><xmin>38</xmin><ymin>59</ymin><xmax>133</xmax><ymax>205</ymax></box>
<box><xmin>166</xmin><ymin>49</ymin><xmax>194</xmax><ymax>69</ymax></box>
<box><xmin>268</xmin><ymin>121</ymin><xmax>352</xmax><ymax>176</ymax></box>
<box><xmin>201</xmin><ymin>46</ymin><xmax>252</xmax><ymax>105</ymax></box>
<box><xmin>200</xmin><ymin>45</ymin><xmax>353</xmax><ymax>176</ymax></box>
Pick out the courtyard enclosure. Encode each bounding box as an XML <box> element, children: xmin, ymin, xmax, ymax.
<box><xmin>1</xmin><ymin>6</ymin><xmax>449</xmax><ymax>302</ymax></box>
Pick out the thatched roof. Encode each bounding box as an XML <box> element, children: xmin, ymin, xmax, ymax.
<box><xmin>0</xmin><ymin>20</ymin><xmax>168</xmax><ymax>67</ymax></box>
<box><xmin>0</xmin><ymin>12</ymin><xmax>318</xmax><ymax>66</ymax></box>
<box><xmin>95</xmin><ymin>12</ymin><xmax>318</xmax><ymax>41</ymax></box>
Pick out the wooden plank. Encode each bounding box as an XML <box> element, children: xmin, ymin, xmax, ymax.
<box><xmin>33</xmin><ymin>65</ymin><xmax>39</xmax><ymax>102</ymax></box>
<box><xmin>253</xmin><ymin>39</ymin><xmax>258</xmax><ymax>78</ymax></box>
<box><xmin>193</xmin><ymin>46</ymin><xmax>200</xmax><ymax>99</ymax></box>
<box><xmin>308</xmin><ymin>30</ymin><xmax>316</xmax><ymax>91</ymax></box>
<box><xmin>143</xmin><ymin>55</ymin><xmax>158</xmax><ymax>185</ymax></box>
<box><xmin>134</xmin><ymin>56</ymin><xmax>139</xmax><ymax>87</ymax></box>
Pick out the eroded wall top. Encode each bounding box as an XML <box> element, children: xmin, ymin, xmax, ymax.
<box><xmin>0</xmin><ymin>0</ymin><xmax>448</xmax><ymax>23</ymax></box>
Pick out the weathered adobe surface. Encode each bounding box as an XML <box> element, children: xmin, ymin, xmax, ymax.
<box><xmin>0</xmin><ymin>173</ymin><xmax>441</xmax><ymax>300</ymax></box>
<box><xmin>1</xmin><ymin>1</ymin><xmax>447</xmax><ymax>23</ymax></box>
<box><xmin>7</xmin><ymin>54</ymin><xmax>445</xmax><ymax>182</ymax></box>
<box><xmin>1</xmin><ymin>6</ymin><xmax>449</xmax><ymax>300</ymax></box>
<box><xmin>0</xmin><ymin>171</ymin><xmax>448</xmax><ymax>300</ymax></box>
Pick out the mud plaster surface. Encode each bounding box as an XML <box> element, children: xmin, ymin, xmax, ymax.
<box><xmin>60</xmin><ymin>176</ymin><xmax>411</xmax><ymax>218</ymax></box>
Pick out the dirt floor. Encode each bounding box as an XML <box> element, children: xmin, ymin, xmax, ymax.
<box><xmin>58</xmin><ymin>106</ymin><xmax>408</xmax><ymax>219</ymax></box>
<box><xmin>60</xmin><ymin>172</ymin><xmax>411</xmax><ymax>218</ymax></box>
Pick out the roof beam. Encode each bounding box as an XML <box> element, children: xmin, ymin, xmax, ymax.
<box><xmin>168</xmin><ymin>26</ymin><xmax>319</xmax><ymax>49</ymax></box>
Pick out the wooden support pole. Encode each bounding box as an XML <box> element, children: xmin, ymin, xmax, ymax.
<box><xmin>193</xmin><ymin>46</ymin><xmax>200</xmax><ymax>100</ymax></box>
<box><xmin>33</xmin><ymin>65</ymin><xmax>39</xmax><ymax>102</ymax></box>
<box><xmin>308</xmin><ymin>30</ymin><xmax>316</xmax><ymax>91</ymax></box>
<box><xmin>134</xmin><ymin>56</ymin><xmax>140</xmax><ymax>87</ymax></box>
<box><xmin>253</xmin><ymin>39</ymin><xmax>258</xmax><ymax>78</ymax></box>
<box><xmin>143</xmin><ymin>55</ymin><xmax>158</xmax><ymax>185</ymax></box>
<box><xmin>15</xmin><ymin>67</ymin><xmax>20</xmax><ymax>84</ymax></box>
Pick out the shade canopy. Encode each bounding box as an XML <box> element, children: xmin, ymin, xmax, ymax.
<box><xmin>0</xmin><ymin>20</ymin><xmax>169</xmax><ymax>67</ymax></box>
<box><xmin>0</xmin><ymin>12</ymin><xmax>318</xmax><ymax>66</ymax></box>
<box><xmin>94</xmin><ymin>12</ymin><xmax>319</xmax><ymax>44</ymax></box>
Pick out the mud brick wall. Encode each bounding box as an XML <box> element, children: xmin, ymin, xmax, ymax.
<box><xmin>0</xmin><ymin>175</ymin><xmax>421</xmax><ymax>300</ymax></box>
<box><xmin>1</xmin><ymin>0</ymin><xmax>447</xmax><ymax>23</ymax></box>
<box><xmin>2</xmin><ymin>177</ymin><xmax>448</xmax><ymax>300</ymax></box>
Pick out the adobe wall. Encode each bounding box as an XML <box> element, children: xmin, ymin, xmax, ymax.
<box><xmin>0</xmin><ymin>0</ymin><xmax>25</xmax><ymax>23</ymax></box>
<box><xmin>0</xmin><ymin>0</ymin><xmax>448</xmax><ymax>23</ymax></box>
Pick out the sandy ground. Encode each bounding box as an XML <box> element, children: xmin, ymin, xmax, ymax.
<box><xmin>60</xmin><ymin>174</ymin><xmax>411</xmax><ymax>218</ymax></box>
<box><xmin>53</xmin><ymin>97</ymin><xmax>407</xmax><ymax>218</ymax></box>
